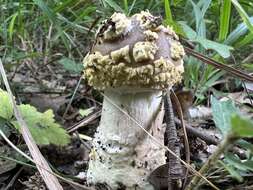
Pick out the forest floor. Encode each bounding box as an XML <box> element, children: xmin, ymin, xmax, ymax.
<box><xmin>1</xmin><ymin>55</ymin><xmax>253</xmax><ymax>190</ymax></box>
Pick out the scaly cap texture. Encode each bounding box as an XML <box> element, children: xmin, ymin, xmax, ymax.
<box><xmin>83</xmin><ymin>11</ymin><xmax>185</xmax><ymax>90</ymax></box>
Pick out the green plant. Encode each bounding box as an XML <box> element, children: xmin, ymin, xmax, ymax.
<box><xmin>0</xmin><ymin>88</ymin><xmax>70</xmax><ymax>145</ymax></box>
<box><xmin>162</xmin><ymin>0</ymin><xmax>253</xmax><ymax>103</ymax></box>
<box><xmin>0</xmin><ymin>0</ymin><xmax>97</xmax><ymax>77</ymax></box>
<box><xmin>186</xmin><ymin>97</ymin><xmax>253</xmax><ymax>189</ymax></box>
<box><xmin>211</xmin><ymin>96</ymin><xmax>253</xmax><ymax>181</ymax></box>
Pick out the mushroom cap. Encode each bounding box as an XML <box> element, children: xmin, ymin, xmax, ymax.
<box><xmin>83</xmin><ymin>11</ymin><xmax>184</xmax><ymax>91</ymax></box>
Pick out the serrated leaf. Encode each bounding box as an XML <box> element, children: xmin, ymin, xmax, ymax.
<box><xmin>11</xmin><ymin>104</ymin><xmax>70</xmax><ymax>146</ymax></box>
<box><xmin>211</xmin><ymin>96</ymin><xmax>238</xmax><ymax>136</ymax></box>
<box><xmin>59</xmin><ymin>57</ymin><xmax>83</xmax><ymax>73</ymax></box>
<box><xmin>231</xmin><ymin>114</ymin><xmax>253</xmax><ymax>138</ymax></box>
<box><xmin>0</xmin><ymin>88</ymin><xmax>13</xmax><ymax>120</ymax></box>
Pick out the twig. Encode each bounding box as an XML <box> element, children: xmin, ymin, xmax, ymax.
<box><xmin>164</xmin><ymin>90</ymin><xmax>183</xmax><ymax>190</ymax></box>
<box><xmin>184</xmin><ymin>47</ymin><xmax>253</xmax><ymax>83</ymax></box>
<box><xmin>0</xmin><ymin>130</ymin><xmax>95</xmax><ymax>190</ymax></box>
<box><xmin>242</xmin><ymin>53</ymin><xmax>253</xmax><ymax>63</ymax></box>
<box><xmin>174</xmin><ymin>118</ymin><xmax>219</xmax><ymax>145</ymax></box>
<box><xmin>5</xmin><ymin>166</ymin><xmax>24</xmax><ymax>190</ymax></box>
<box><xmin>63</xmin><ymin>75</ymin><xmax>83</xmax><ymax>118</ymax></box>
<box><xmin>67</xmin><ymin>109</ymin><xmax>102</xmax><ymax>133</ymax></box>
<box><xmin>242</xmin><ymin>81</ymin><xmax>253</xmax><ymax>106</ymax></box>
<box><xmin>171</xmin><ymin>90</ymin><xmax>190</xmax><ymax>189</ymax></box>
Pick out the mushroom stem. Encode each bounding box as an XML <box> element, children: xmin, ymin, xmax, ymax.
<box><xmin>87</xmin><ymin>90</ymin><xmax>166</xmax><ymax>190</ymax></box>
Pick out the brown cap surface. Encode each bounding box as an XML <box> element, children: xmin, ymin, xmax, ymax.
<box><xmin>83</xmin><ymin>11</ymin><xmax>185</xmax><ymax>90</ymax></box>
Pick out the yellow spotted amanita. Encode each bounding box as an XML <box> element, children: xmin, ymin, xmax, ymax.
<box><xmin>83</xmin><ymin>11</ymin><xmax>185</xmax><ymax>190</ymax></box>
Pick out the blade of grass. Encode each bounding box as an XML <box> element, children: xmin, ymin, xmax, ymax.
<box><xmin>17</xmin><ymin>0</ymin><xmax>24</xmax><ymax>37</ymax></box>
<box><xmin>8</xmin><ymin>13</ymin><xmax>18</xmax><ymax>42</ymax></box>
<box><xmin>53</xmin><ymin>0</ymin><xmax>79</xmax><ymax>13</ymax></box>
<box><xmin>198</xmin><ymin>0</ymin><xmax>211</xmax><ymax>38</ymax></box>
<box><xmin>225</xmin><ymin>16</ymin><xmax>253</xmax><ymax>45</ymax></box>
<box><xmin>32</xmin><ymin>0</ymin><xmax>71</xmax><ymax>51</ymax></box>
<box><xmin>218</xmin><ymin>0</ymin><xmax>231</xmax><ymax>41</ymax></box>
<box><xmin>127</xmin><ymin>0</ymin><xmax>136</xmax><ymax>16</ymax></box>
<box><xmin>103</xmin><ymin>0</ymin><xmax>124</xmax><ymax>12</ymax></box>
<box><xmin>189</xmin><ymin>0</ymin><xmax>210</xmax><ymax>38</ymax></box>
<box><xmin>123</xmin><ymin>0</ymin><xmax>128</xmax><ymax>14</ymax></box>
<box><xmin>236</xmin><ymin>32</ymin><xmax>253</xmax><ymax>47</ymax></box>
<box><xmin>231</xmin><ymin>0</ymin><xmax>253</xmax><ymax>34</ymax></box>
<box><xmin>164</xmin><ymin>0</ymin><xmax>173</xmax><ymax>24</ymax></box>
<box><xmin>32</xmin><ymin>0</ymin><xmax>56</xmax><ymax>22</ymax></box>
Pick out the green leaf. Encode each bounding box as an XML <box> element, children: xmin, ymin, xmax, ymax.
<box><xmin>219</xmin><ymin>161</ymin><xmax>243</xmax><ymax>182</ymax></box>
<box><xmin>231</xmin><ymin>0</ymin><xmax>253</xmax><ymax>34</ymax></box>
<box><xmin>218</xmin><ymin>0</ymin><xmax>231</xmax><ymax>41</ymax></box>
<box><xmin>178</xmin><ymin>22</ymin><xmax>197</xmax><ymax>39</ymax></box>
<box><xmin>8</xmin><ymin>13</ymin><xmax>18</xmax><ymax>42</ymax></box>
<box><xmin>0</xmin><ymin>89</ymin><xmax>13</xmax><ymax>120</ymax></box>
<box><xmin>235</xmin><ymin>32</ymin><xmax>253</xmax><ymax>47</ymax></box>
<box><xmin>179</xmin><ymin>23</ymin><xmax>233</xmax><ymax>58</ymax></box>
<box><xmin>32</xmin><ymin>0</ymin><xmax>71</xmax><ymax>51</ymax></box>
<box><xmin>103</xmin><ymin>0</ymin><xmax>124</xmax><ymax>12</ymax></box>
<box><xmin>59</xmin><ymin>57</ymin><xmax>83</xmax><ymax>73</ymax></box>
<box><xmin>194</xmin><ymin>37</ymin><xmax>233</xmax><ymax>58</ymax></box>
<box><xmin>236</xmin><ymin>140</ymin><xmax>253</xmax><ymax>152</ymax></box>
<box><xmin>189</xmin><ymin>0</ymin><xmax>211</xmax><ymax>38</ymax></box>
<box><xmin>164</xmin><ymin>0</ymin><xmax>173</xmax><ymax>23</ymax></box>
<box><xmin>32</xmin><ymin>0</ymin><xmax>56</xmax><ymax>22</ymax></box>
<box><xmin>127</xmin><ymin>0</ymin><xmax>136</xmax><ymax>16</ymax></box>
<box><xmin>79</xmin><ymin>107</ymin><xmax>94</xmax><ymax>117</ymax></box>
<box><xmin>231</xmin><ymin>114</ymin><xmax>253</xmax><ymax>138</ymax></box>
<box><xmin>11</xmin><ymin>104</ymin><xmax>70</xmax><ymax>146</ymax></box>
<box><xmin>123</xmin><ymin>0</ymin><xmax>128</xmax><ymax>14</ymax></box>
<box><xmin>225</xmin><ymin>16</ymin><xmax>253</xmax><ymax>45</ymax></box>
<box><xmin>225</xmin><ymin>152</ymin><xmax>253</xmax><ymax>172</ymax></box>
<box><xmin>211</xmin><ymin>96</ymin><xmax>238</xmax><ymax>136</ymax></box>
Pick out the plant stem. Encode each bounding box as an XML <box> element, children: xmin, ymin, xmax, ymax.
<box><xmin>185</xmin><ymin>133</ymin><xmax>237</xmax><ymax>190</ymax></box>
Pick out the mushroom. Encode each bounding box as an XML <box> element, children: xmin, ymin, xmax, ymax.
<box><xmin>83</xmin><ymin>11</ymin><xmax>185</xmax><ymax>190</ymax></box>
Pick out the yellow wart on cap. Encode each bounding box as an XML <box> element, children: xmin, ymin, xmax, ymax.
<box><xmin>170</xmin><ymin>41</ymin><xmax>185</xmax><ymax>60</ymax></box>
<box><xmin>144</xmin><ymin>30</ymin><xmax>158</xmax><ymax>41</ymax></box>
<box><xmin>133</xmin><ymin>41</ymin><xmax>158</xmax><ymax>62</ymax></box>
<box><xmin>100</xmin><ymin>13</ymin><xmax>131</xmax><ymax>41</ymax></box>
<box><xmin>134</xmin><ymin>11</ymin><xmax>161</xmax><ymax>29</ymax></box>
<box><xmin>111</xmin><ymin>45</ymin><xmax>131</xmax><ymax>63</ymax></box>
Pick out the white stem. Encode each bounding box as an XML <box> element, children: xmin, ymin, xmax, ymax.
<box><xmin>87</xmin><ymin>90</ymin><xmax>166</xmax><ymax>190</ymax></box>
